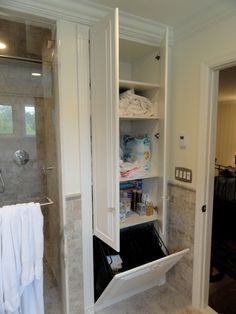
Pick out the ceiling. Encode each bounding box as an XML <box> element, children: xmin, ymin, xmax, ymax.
<box><xmin>87</xmin><ymin>0</ymin><xmax>235</xmax><ymax>28</ymax></box>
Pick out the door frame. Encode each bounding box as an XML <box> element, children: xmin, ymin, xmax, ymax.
<box><xmin>192</xmin><ymin>50</ymin><xmax>236</xmax><ymax>309</ymax></box>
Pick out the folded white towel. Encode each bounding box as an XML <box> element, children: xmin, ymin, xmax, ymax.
<box><xmin>119</xmin><ymin>89</ymin><xmax>154</xmax><ymax>117</ymax></box>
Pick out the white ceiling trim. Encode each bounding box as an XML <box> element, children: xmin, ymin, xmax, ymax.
<box><xmin>174</xmin><ymin>1</ymin><xmax>236</xmax><ymax>42</ymax></box>
<box><xmin>0</xmin><ymin>0</ymin><xmax>106</xmax><ymax>24</ymax></box>
<box><xmin>0</xmin><ymin>0</ymin><xmax>169</xmax><ymax>46</ymax></box>
<box><xmin>119</xmin><ymin>12</ymin><xmax>172</xmax><ymax>46</ymax></box>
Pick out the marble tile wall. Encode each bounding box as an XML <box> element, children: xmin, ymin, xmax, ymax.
<box><xmin>41</xmin><ymin>96</ymin><xmax>61</xmax><ymax>283</ymax></box>
<box><xmin>65</xmin><ymin>195</ymin><xmax>84</xmax><ymax>314</ymax></box>
<box><xmin>167</xmin><ymin>183</ymin><xmax>196</xmax><ymax>301</ymax></box>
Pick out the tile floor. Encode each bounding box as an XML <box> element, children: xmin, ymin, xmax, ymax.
<box><xmin>42</xmin><ymin>267</ymin><xmax>212</xmax><ymax>314</ymax></box>
<box><xmin>97</xmin><ymin>284</ymin><xmax>203</xmax><ymax>314</ymax></box>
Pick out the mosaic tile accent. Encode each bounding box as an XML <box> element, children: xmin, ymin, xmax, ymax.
<box><xmin>167</xmin><ymin>183</ymin><xmax>196</xmax><ymax>301</ymax></box>
<box><xmin>65</xmin><ymin>195</ymin><xmax>84</xmax><ymax>314</ymax></box>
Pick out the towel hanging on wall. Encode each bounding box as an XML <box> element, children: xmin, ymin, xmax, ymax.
<box><xmin>0</xmin><ymin>202</ymin><xmax>44</xmax><ymax>314</ymax></box>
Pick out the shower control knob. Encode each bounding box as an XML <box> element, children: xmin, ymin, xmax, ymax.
<box><xmin>14</xmin><ymin>150</ymin><xmax>29</xmax><ymax>166</ymax></box>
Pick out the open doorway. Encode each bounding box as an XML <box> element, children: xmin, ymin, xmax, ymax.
<box><xmin>209</xmin><ymin>66</ymin><xmax>236</xmax><ymax>313</ymax></box>
<box><xmin>192</xmin><ymin>52</ymin><xmax>236</xmax><ymax>312</ymax></box>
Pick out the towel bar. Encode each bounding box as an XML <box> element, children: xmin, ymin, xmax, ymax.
<box><xmin>40</xmin><ymin>197</ymin><xmax>54</xmax><ymax>207</ymax></box>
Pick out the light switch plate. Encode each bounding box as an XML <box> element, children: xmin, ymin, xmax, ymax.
<box><xmin>175</xmin><ymin>167</ymin><xmax>192</xmax><ymax>183</ymax></box>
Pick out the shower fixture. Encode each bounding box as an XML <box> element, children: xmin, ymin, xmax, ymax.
<box><xmin>13</xmin><ymin>150</ymin><xmax>29</xmax><ymax>166</ymax></box>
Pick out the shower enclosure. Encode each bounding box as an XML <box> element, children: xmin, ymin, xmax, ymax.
<box><xmin>0</xmin><ymin>14</ymin><xmax>62</xmax><ymax>313</ymax></box>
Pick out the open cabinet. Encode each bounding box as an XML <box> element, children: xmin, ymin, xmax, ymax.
<box><xmin>90</xmin><ymin>8</ymin><xmax>189</xmax><ymax>311</ymax></box>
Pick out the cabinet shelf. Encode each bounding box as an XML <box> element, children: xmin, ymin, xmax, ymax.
<box><xmin>119</xmin><ymin>115</ymin><xmax>159</xmax><ymax>120</ymax></box>
<box><xmin>120</xmin><ymin>210</ymin><xmax>158</xmax><ymax>229</ymax></box>
<box><xmin>120</xmin><ymin>173</ymin><xmax>159</xmax><ymax>182</ymax></box>
<box><xmin>119</xmin><ymin>79</ymin><xmax>160</xmax><ymax>91</ymax></box>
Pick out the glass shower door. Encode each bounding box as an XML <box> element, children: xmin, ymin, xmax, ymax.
<box><xmin>0</xmin><ymin>13</ymin><xmax>62</xmax><ymax>313</ymax></box>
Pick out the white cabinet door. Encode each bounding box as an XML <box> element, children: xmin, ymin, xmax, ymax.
<box><xmin>90</xmin><ymin>9</ymin><xmax>120</xmax><ymax>251</ymax></box>
<box><xmin>95</xmin><ymin>248</ymin><xmax>189</xmax><ymax>311</ymax></box>
<box><xmin>156</xmin><ymin>29</ymin><xmax>169</xmax><ymax>238</ymax></box>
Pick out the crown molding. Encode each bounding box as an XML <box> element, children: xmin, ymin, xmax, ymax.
<box><xmin>119</xmin><ymin>11</ymin><xmax>171</xmax><ymax>46</ymax></box>
<box><xmin>0</xmin><ymin>0</ymin><xmax>106</xmax><ymax>24</ymax></box>
<box><xmin>174</xmin><ymin>1</ymin><xmax>236</xmax><ymax>43</ymax></box>
<box><xmin>0</xmin><ymin>0</ymin><xmax>170</xmax><ymax>46</ymax></box>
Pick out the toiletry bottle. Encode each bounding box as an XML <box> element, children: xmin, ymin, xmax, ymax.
<box><xmin>146</xmin><ymin>202</ymin><xmax>154</xmax><ymax>216</ymax></box>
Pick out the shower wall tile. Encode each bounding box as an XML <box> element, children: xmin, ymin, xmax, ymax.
<box><xmin>0</xmin><ymin>63</ymin><xmax>46</xmax><ymax>207</ymax></box>
<box><xmin>65</xmin><ymin>195</ymin><xmax>84</xmax><ymax>314</ymax></box>
<box><xmin>42</xmin><ymin>97</ymin><xmax>61</xmax><ymax>283</ymax></box>
<box><xmin>0</xmin><ymin>63</ymin><xmax>44</xmax><ymax>97</ymax></box>
<box><xmin>167</xmin><ymin>183</ymin><xmax>196</xmax><ymax>301</ymax></box>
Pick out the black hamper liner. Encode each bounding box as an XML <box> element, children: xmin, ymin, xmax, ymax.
<box><xmin>93</xmin><ymin>223</ymin><xmax>169</xmax><ymax>301</ymax></box>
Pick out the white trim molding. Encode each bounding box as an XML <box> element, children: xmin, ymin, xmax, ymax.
<box><xmin>76</xmin><ymin>24</ymin><xmax>94</xmax><ymax>314</ymax></box>
<box><xmin>193</xmin><ymin>50</ymin><xmax>236</xmax><ymax>309</ymax></box>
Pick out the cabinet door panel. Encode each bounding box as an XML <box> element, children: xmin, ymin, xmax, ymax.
<box><xmin>90</xmin><ymin>9</ymin><xmax>120</xmax><ymax>251</ymax></box>
<box><xmin>95</xmin><ymin>248</ymin><xmax>189</xmax><ymax>311</ymax></box>
<box><xmin>157</xmin><ymin>29</ymin><xmax>169</xmax><ymax>238</ymax></box>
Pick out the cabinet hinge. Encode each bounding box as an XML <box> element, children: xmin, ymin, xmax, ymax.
<box><xmin>201</xmin><ymin>205</ymin><xmax>206</xmax><ymax>213</ymax></box>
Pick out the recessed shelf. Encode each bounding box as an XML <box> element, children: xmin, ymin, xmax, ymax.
<box><xmin>120</xmin><ymin>210</ymin><xmax>158</xmax><ymax>229</ymax></box>
<box><xmin>119</xmin><ymin>79</ymin><xmax>160</xmax><ymax>91</ymax></box>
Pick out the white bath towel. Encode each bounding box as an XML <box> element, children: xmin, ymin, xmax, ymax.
<box><xmin>1</xmin><ymin>205</ymin><xmax>21</xmax><ymax>313</ymax></box>
<box><xmin>31</xmin><ymin>203</ymin><xmax>44</xmax><ymax>280</ymax></box>
<box><xmin>20</xmin><ymin>203</ymin><xmax>35</xmax><ymax>289</ymax></box>
<box><xmin>0</xmin><ymin>213</ymin><xmax>4</xmax><ymax>313</ymax></box>
<box><xmin>0</xmin><ymin>202</ymin><xmax>44</xmax><ymax>314</ymax></box>
<box><xmin>20</xmin><ymin>202</ymin><xmax>44</xmax><ymax>314</ymax></box>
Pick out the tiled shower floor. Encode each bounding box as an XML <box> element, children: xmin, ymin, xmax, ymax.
<box><xmin>44</xmin><ymin>261</ymin><xmax>62</xmax><ymax>314</ymax></box>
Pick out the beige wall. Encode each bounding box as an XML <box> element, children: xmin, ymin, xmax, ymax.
<box><xmin>170</xmin><ymin>13</ymin><xmax>236</xmax><ymax>189</ymax></box>
<box><xmin>215</xmin><ymin>100</ymin><xmax>236</xmax><ymax>167</ymax></box>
